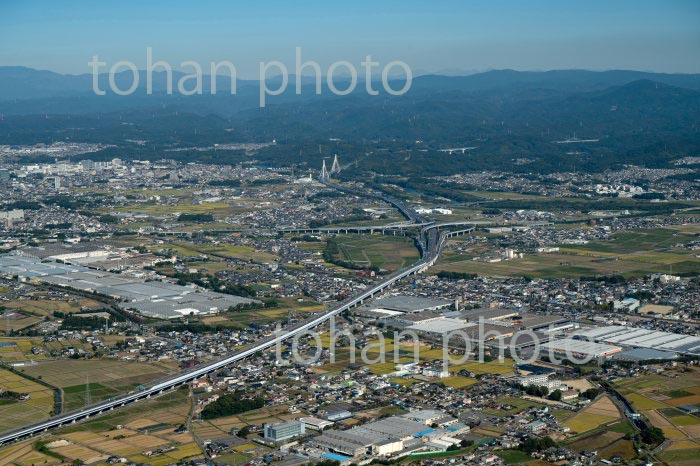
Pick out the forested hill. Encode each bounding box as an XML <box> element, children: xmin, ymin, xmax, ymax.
<box><xmin>0</xmin><ymin>68</ymin><xmax>698</xmax><ymax>175</ymax></box>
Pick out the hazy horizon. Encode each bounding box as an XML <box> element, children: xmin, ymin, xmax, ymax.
<box><xmin>3</xmin><ymin>65</ymin><xmax>700</xmax><ymax>80</ymax></box>
<box><xmin>1</xmin><ymin>0</ymin><xmax>698</xmax><ymax>78</ymax></box>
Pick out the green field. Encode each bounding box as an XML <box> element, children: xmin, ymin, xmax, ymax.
<box><xmin>183</xmin><ymin>242</ymin><xmax>279</xmax><ymax>263</ymax></box>
<box><xmin>436</xmin><ymin>226</ymin><xmax>700</xmax><ymax>279</ymax></box>
<box><xmin>196</xmin><ymin>296</ymin><xmax>326</xmax><ymax>328</ymax></box>
<box><xmin>327</xmin><ymin>234</ymin><xmax>419</xmax><ymax>271</ymax></box>
<box><xmin>563</xmin><ymin>228</ymin><xmax>692</xmax><ymax>254</ymax></box>
<box><xmin>495</xmin><ymin>449</ymin><xmax>531</xmax><ymax>464</ymax></box>
<box><xmin>158</xmin><ymin>241</ymin><xmax>279</xmax><ymax>264</ymax></box>
<box><xmin>22</xmin><ymin>359</ymin><xmax>175</xmax><ymax>411</ymax></box>
<box><xmin>659</xmin><ymin>447</ymin><xmax>700</xmax><ymax>466</ymax></box>
<box><xmin>111</xmin><ymin>201</ymin><xmax>240</xmax><ymax>216</ymax></box>
<box><xmin>440</xmin><ymin>376</ymin><xmax>478</xmax><ymax>388</ymax></box>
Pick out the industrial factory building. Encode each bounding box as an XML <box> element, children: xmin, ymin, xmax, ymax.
<box><xmin>542</xmin><ymin>338</ymin><xmax>622</xmax><ymax>360</ymax></box>
<box><xmin>0</xmin><ymin>253</ymin><xmax>259</xmax><ymax>319</ymax></box>
<box><xmin>312</xmin><ymin>410</ymin><xmax>468</xmax><ymax>460</ymax></box>
<box><xmin>361</xmin><ymin>295</ymin><xmax>453</xmax><ymax>314</ymax></box>
<box><xmin>574</xmin><ymin>325</ymin><xmax>700</xmax><ymax>357</ymax></box>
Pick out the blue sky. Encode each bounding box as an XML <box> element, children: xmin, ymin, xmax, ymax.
<box><xmin>0</xmin><ymin>0</ymin><xmax>698</xmax><ymax>77</ymax></box>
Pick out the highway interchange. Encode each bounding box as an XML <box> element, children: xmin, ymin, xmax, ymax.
<box><xmin>0</xmin><ymin>183</ymin><xmax>465</xmax><ymax>446</ymax></box>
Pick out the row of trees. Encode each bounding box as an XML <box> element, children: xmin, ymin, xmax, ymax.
<box><xmin>0</xmin><ymin>389</ymin><xmax>23</xmax><ymax>400</ymax></box>
<box><xmin>177</xmin><ymin>213</ymin><xmax>214</xmax><ymax>222</ymax></box>
<box><xmin>519</xmin><ymin>436</ymin><xmax>556</xmax><ymax>453</ymax></box>
<box><xmin>169</xmin><ymin>271</ymin><xmax>257</xmax><ymax>298</ymax></box>
<box><xmin>436</xmin><ymin>271</ymin><xmax>477</xmax><ymax>280</ymax></box>
<box><xmin>201</xmin><ymin>392</ymin><xmax>265</xmax><ymax>420</ymax></box>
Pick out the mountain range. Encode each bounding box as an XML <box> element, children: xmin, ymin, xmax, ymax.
<box><xmin>0</xmin><ymin>67</ymin><xmax>698</xmax><ymax>175</ymax></box>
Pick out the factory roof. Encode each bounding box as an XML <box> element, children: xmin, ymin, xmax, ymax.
<box><xmin>407</xmin><ymin>318</ymin><xmax>473</xmax><ymax>334</ymax></box>
<box><xmin>0</xmin><ymin>253</ymin><xmax>259</xmax><ymax>319</ymax></box>
<box><xmin>518</xmin><ymin>314</ymin><xmax>571</xmax><ymax>330</ymax></box>
<box><xmin>352</xmin><ymin>416</ymin><xmax>428</xmax><ymax>439</ymax></box>
<box><xmin>460</xmin><ymin>307</ymin><xmax>519</xmax><ymax>322</ymax></box>
<box><xmin>575</xmin><ymin>325</ymin><xmax>700</xmax><ymax>356</ymax></box>
<box><xmin>366</xmin><ymin>295</ymin><xmax>453</xmax><ymax>313</ymax></box>
<box><xmin>542</xmin><ymin>338</ymin><xmax>622</xmax><ymax>357</ymax></box>
<box><xmin>613</xmin><ymin>348</ymin><xmax>678</xmax><ymax>361</ymax></box>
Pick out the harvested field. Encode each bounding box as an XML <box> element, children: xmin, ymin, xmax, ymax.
<box><xmin>0</xmin><ymin>368</ymin><xmax>55</xmax><ymax>432</ymax></box>
<box><xmin>23</xmin><ymin>359</ymin><xmax>175</xmax><ymax>410</ymax></box>
<box><xmin>564</xmin><ymin>396</ymin><xmax>620</xmax><ymax>434</ymax></box>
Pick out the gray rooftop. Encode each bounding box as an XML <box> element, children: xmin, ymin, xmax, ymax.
<box><xmin>366</xmin><ymin>295</ymin><xmax>453</xmax><ymax>313</ymax></box>
<box><xmin>0</xmin><ymin>253</ymin><xmax>259</xmax><ymax>320</ymax></box>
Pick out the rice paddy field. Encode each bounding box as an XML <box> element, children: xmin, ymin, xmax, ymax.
<box><xmin>614</xmin><ymin>371</ymin><xmax>700</xmax><ymax>459</ymax></box>
<box><xmin>563</xmin><ymin>396</ymin><xmax>621</xmax><ymax>435</ymax></box>
<box><xmin>0</xmin><ymin>387</ymin><xmax>203</xmax><ymax>466</ymax></box>
<box><xmin>22</xmin><ymin>359</ymin><xmax>177</xmax><ymax>411</ymax></box>
<box><xmin>658</xmin><ymin>447</ymin><xmax>700</xmax><ymax>466</ymax></box>
<box><xmin>200</xmin><ymin>296</ymin><xmax>327</xmax><ymax>328</ymax></box>
<box><xmin>435</xmin><ymin>226</ymin><xmax>700</xmax><ymax>279</ymax></box>
<box><xmin>0</xmin><ymin>368</ymin><xmax>55</xmax><ymax>432</ymax></box>
<box><xmin>0</xmin><ymin>312</ymin><xmax>41</xmax><ymax>333</ymax></box>
<box><xmin>178</xmin><ymin>242</ymin><xmax>280</xmax><ymax>264</ymax></box>
<box><xmin>2</xmin><ymin>297</ymin><xmax>103</xmax><ymax>317</ymax></box>
<box><xmin>0</xmin><ymin>337</ymin><xmax>51</xmax><ymax>363</ymax></box>
<box><xmin>0</xmin><ymin>337</ymin><xmax>98</xmax><ymax>364</ymax></box>
<box><xmin>313</xmin><ymin>333</ymin><xmax>515</xmax><ymax>380</ymax></box>
<box><xmin>191</xmin><ymin>404</ymin><xmax>297</xmax><ymax>441</ymax></box>
<box><xmin>1</xmin><ymin>297</ymin><xmax>103</xmax><ymax>334</ymax></box>
<box><xmin>567</xmin><ymin>426</ymin><xmax>637</xmax><ymax>462</ymax></box>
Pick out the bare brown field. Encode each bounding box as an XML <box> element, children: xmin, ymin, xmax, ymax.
<box><xmin>668</xmin><ymin>395</ymin><xmax>700</xmax><ymax>407</ymax></box>
<box><xmin>562</xmin><ymin>378</ymin><xmax>594</xmax><ymax>392</ymax></box>
<box><xmin>52</xmin><ymin>443</ymin><xmax>106</xmax><ymax>463</ymax></box>
<box><xmin>0</xmin><ymin>313</ymin><xmax>41</xmax><ymax>332</ymax></box>
<box><xmin>646</xmin><ymin>409</ymin><xmax>674</xmax><ymax>429</ymax></box>
<box><xmin>682</xmin><ymin>425</ymin><xmax>700</xmax><ymax>437</ymax></box>
<box><xmin>585</xmin><ymin>396</ymin><xmax>620</xmax><ymax>417</ymax></box>
<box><xmin>192</xmin><ymin>404</ymin><xmax>297</xmax><ymax>440</ymax></box>
<box><xmin>0</xmin><ymin>441</ymin><xmax>60</xmax><ymax>466</ymax></box>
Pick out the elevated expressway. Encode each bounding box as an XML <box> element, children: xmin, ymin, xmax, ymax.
<box><xmin>0</xmin><ymin>183</ymin><xmax>465</xmax><ymax>446</ymax></box>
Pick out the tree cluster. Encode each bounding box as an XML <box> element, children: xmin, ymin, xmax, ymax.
<box><xmin>201</xmin><ymin>392</ymin><xmax>265</xmax><ymax>420</ymax></box>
